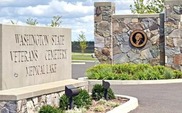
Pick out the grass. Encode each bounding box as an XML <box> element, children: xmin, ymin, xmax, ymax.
<box><xmin>72</xmin><ymin>52</ymin><xmax>96</xmax><ymax>61</ymax></box>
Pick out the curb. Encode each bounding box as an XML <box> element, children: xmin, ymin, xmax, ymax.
<box><xmin>78</xmin><ymin>77</ymin><xmax>182</xmax><ymax>85</ymax></box>
<box><xmin>71</xmin><ymin>62</ymin><xmax>86</xmax><ymax>64</ymax></box>
<box><xmin>72</xmin><ymin>60</ymin><xmax>96</xmax><ymax>63</ymax></box>
<box><xmin>72</xmin><ymin>60</ymin><xmax>96</xmax><ymax>64</ymax></box>
<box><xmin>78</xmin><ymin>78</ymin><xmax>182</xmax><ymax>113</ymax></box>
<box><xmin>107</xmin><ymin>95</ymin><xmax>138</xmax><ymax>113</ymax></box>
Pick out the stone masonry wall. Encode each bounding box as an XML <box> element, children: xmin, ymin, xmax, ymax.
<box><xmin>94</xmin><ymin>2</ymin><xmax>165</xmax><ymax>65</ymax></box>
<box><xmin>0</xmin><ymin>91</ymin><xmax>63</xmax><ymax>113</ymax></box>
<box><xmin>0</xmin><ymin>86</ymin><xmax>86</xmax><ymax>113</ymax></box>
<box><xmin>112</xmin><ymin>15</ymin><xmax>162</xmax><ymax>64</ymax></box>
<box><xmin>94</xmin><ymin>2</ymin><xmax>115</xmax><ymax>64</ymax></box>
<box><xmin>165</xmin><ymin>0</ymin><xmax>182</xmax><ymax>70</ymax></box>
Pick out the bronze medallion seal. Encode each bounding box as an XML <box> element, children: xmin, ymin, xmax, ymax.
<box><xmin>129</xmin><ymin>30</ymin><xmax>148</xmax><ymax>48</ymax></box>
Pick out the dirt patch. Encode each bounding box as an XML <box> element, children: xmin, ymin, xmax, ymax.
<box><xmin>86</xmin><ymin>97</ymin><xmax>129</xmax><ymax>113</ymax></box>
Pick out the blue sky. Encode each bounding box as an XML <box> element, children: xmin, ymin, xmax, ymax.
<box><xmin>0</xmin><ymin>0</ymin><xmax>134</xmax><ymax>41</ymax></box>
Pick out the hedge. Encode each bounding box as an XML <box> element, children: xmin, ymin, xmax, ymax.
<box><xmin>86</xmin><ymin>63</ymin><xmax>182</xmax><ymax>80</ymax></box>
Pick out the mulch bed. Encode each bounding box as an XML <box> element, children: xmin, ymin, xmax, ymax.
<box><xmin>86</xmin><ymin>97</ymin><xmax>129</xmax><ymax>113</ymax></box>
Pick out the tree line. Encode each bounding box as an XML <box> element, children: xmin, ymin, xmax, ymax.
<box><xmin>72</xmin><ymin>41</ymin><xmax>94</xmax><ymax>53</ymax></box>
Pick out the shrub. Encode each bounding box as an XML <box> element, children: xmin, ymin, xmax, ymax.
<box><xmin>59</xmin><ymin>94</ymin><xmax>69</xmax><ymax>110</ymax></box>
<box><xmin>174</xmin><ymin>70</ymin><xmax>182</xmax><ymax>78</ymax></box>
<box><xmin>107</xmin><ymin>87</ymin><xmax>115</xmax><ymax>99</ymax></box>
<box><xmin>163</xmin><ymin>68</ymin><xmax>175</xmax><ymax>79</ymax></box>
<box><xmin>39</xmin><ymin>105</ymin><xmax>63</xmax><ymax>113</ymax></box>
<box><xmin>118</xmin><ymin>73</ymin><xmax>131</xmax><ymax>80</ymax></box>
<box><xmin>65</xmin><ymin>107</ymin><xmax>87</xmax><ymax>113</ymax></box>
<box><xmin>133</xmin><ymin>71</ymin><xmax>147</xmax><ymax>80</ymax></box>
<box><xmin>94</xmin><ymin>105</ymin><xmax>105</xmax><ymax>112</ymax></box>
<box><xmin>91</xmin><ymin>84</ymin><xmax>103</xmax><ymax>100</ymax></box>
<box><xmin>87</xmin><ymin>64</ymin><xmax>112</xmax><ymax>79</ymax></box>
<box><xmin>146</xmin><ymin>69</ymin><xmax>161</xmax><ymax>80</ymax></box>
<box><xmin>105</xmin><ymin>101</ymin><xmax>119</xmax><ymax>108</ymax></box>
<box><xmin>86</xmin><ymin>63</ymin><xmax>180</xmax><ymax>80</ymax></box>
<box><xmin>59</xmin><ymin>89</ymin><xmax>91</xmax><ymax>110</ymax></box>
<box><xmin>91</xmin><ymin>84</ymin><xmax>115</xmax><ymax>101</ymax></box>
<box><xmin>74</xmin><ymin>89</ymin><xmax>92</xmax><ymax>108</ymax></box>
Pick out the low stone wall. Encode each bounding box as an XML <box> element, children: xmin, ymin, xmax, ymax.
<box><xmin>0</xmin><ymin>79</ymin><xmax>87</xmax><ymax>113</ymax></box>
<box><xmin>0</xmin><ymin>92</ymin><xmax>62</xmax><ymax>113</ymax></box>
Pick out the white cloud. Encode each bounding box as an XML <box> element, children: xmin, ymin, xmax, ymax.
<box><xmin>0</xmin><ymin>0</ymin><xmax>14</xmax><ymax>4</ymax></box>
<box><xmin>55</xmin><ymin>1</ymin><xmax>93</xmax><ymax>13</ymax></box>
<box><xmin>76</xmin><ymin>15</ymin><xmax>93</xmax><ymax>23</ymax></box>
<box><xmin>17</xmin><ymin>5</ymin><xmax>50</xmax><ymax>16</ymax></box>
<box><xmin>0</xmin><ymin>18</ymin><xmax>25</xmax><ymax>25</ymax></box>
<box><xmin>116</xmin><ymin>10</ymin><xmax>132</xmax><ymax>14</ymax></box>
<box><xmin>0</xmin><ymin>0</ymin><xmax>134</xmax><ymax>41</ymax></box>
<box><xmin>0</xmin><ymin>0</ymin><xmax>51</xmax><ymax>7</ymax></box>
<box><xmin>13</xmin><ymin>0</ymin><xmax>93</xmax><ymax>18</ymax></box>
<box><xmin>49</xmin><ymin>0</ymin><xmax>93</xmax><ymax>17</ymax></box>
<box><xmin>0</xmin><ymin>0</ymin><xmax>14</xmax><ymax>2</ymax></box>
<box><xmin>73</xmin><ymin>29</ymin><xmax>87</xmax><ymax>34</ymax></box>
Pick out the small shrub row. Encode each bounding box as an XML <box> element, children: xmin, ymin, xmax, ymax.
<box><xmin>39</xmin><ymin>84</ymin><xmax>116</xmax><ymax>113</ymax></box>
<box><xmin>86</xmin><ymin>63</ymin><xmax>182</xmax><ymax>80</ymax></box>
<box><xmin>39</xmin><ymin>89</ymin><xmax>91</xmax><ymax>113</ymax></box>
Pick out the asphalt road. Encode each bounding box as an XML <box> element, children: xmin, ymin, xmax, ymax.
<box><xmin>112</xmin><ymin>84</ymin><xmax>182</xmax><ymax>113</ymax></box>
<box><xmin>72</xmin><ymin>61</ymin><xmax>96</xmax><ymax>79</ymax></box>
<box><xmin>72</xmin><ymin>62</ymin><xmax>182</xmax><ymax>113</ymax></box>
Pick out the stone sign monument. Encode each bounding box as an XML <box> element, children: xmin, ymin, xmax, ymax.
<box><xmin>94</xmin><ymin>2</ymin><xmax>163</xmax><ymax>65</ymax></box>
<box><xmin>0</xmin><ymin>24</ymin><xmax>71</xmax><ymax>90</ymax></box>
<box><xmin>0</xmin><ymin>24</ymin><xmax>87</xmax><ymax>113</ymax></box>
<box><xmin>94</xmin><ymin>0</ymin><xmax>182</xmax><ymax>71</ymax></box>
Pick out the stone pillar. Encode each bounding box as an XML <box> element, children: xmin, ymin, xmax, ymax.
<box><xmin>165</xmin><ymin>0</ymin><xmax>182</xmax><ymax>70</ymax></box>
<box><xmin>94</xmin><ymin>2</ymin><xmax>115</xmax><ymax>64</ymax></box>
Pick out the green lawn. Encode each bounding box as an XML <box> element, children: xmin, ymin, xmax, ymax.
<box><xmin>72</xmin><ymin>53</ymin><xmax>96</xmax><ymax>61</ymax></box>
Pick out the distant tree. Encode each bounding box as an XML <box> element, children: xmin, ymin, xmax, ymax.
<box><xmin>130</xmin><ymin>0</ymin><xmax>164</xmax><ymax>14</ymax></box>
<box><xmin>50</xmin><ymin>15</ymin><xmax>62</xmax><ymax>27</ymax></box>
<box><xmin>78</xmin><ymin>32</ymin><xmax>87</xmax><ymax>54</ymax></box>
<box><xmin>26</xmin><ymin>18</ymin><xmax>38</xmax><ymax>25</ymax></box>
<box><xmin>10</xmin><ymin>20</ymin><xmax>18</xmax><ymax>24</ymax></box>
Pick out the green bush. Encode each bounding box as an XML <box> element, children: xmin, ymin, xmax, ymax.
<box><xmin>91</xmin><ymin>84</ymin><xmax>104</xmax><ymax>100</ymax></box>
<box><xmin>74</xmin><ymin>89</ymin><xmax>92</xmax><ymax>108</ymax></box>
<box><xmin>91</xmin><ymin>84</ymin><xmax>115</xmax><ymax>101</ymax></box>
<box><xmin>59</xmin><ymin>94</ymin><xmax>69</xmax><ymax>110</ymax></box>
<box><xmin>86</xmin><ymin>63</ymin><xmax>182</xmax><ymax>80</ymax></box>
<box><xmin>39</xmin><ymin>105</ymin><xmax>63</xmax><ymax>113</ymax></box>
<box><xmin>107</xmin><ymin>88</ymin><xmax>115</xmax><ymax>100</ymax></box>
<box><xmin>133</xmin><ymin>71</ymin><xmax>148</xmax><ymax>80</ymax></box>
<box><xmin>163</xmin><ymin>68</ymin><xmax>175</xmax><ymax>79</ymax></box>
<box><xmin>59</xmin><ymin>89</ymin><xmax>91</xmax><ymax>110</ymax></box>
<box><xmin>174</xmin><ymin>70</ymin><xmax>182</xmax><ymax>78</ymax></box>
<box><xmin>87</xmin><ymin>64</ymin><xmax>113</xmax><ymax>80</ymax></box>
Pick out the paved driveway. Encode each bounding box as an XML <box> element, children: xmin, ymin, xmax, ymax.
<box><xmin>111</xmin><ymin>83</ymin><xmax>182</xmax><ymax>113</ymax></box>
<box><xmin>72</xmin><ymin>62</ymin><xmax>182</xmax><ymax>113</ymax></box>
<box><xmin>72</xmin><ymin>61</ymin><xmax>95</xmax><ymax>79</ymax></box>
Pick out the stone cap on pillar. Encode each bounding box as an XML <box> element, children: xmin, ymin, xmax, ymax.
<box><xmin>94</xmin><ymin>2</ymin><xmax>115</xmax><ymax>7</ymax></box>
